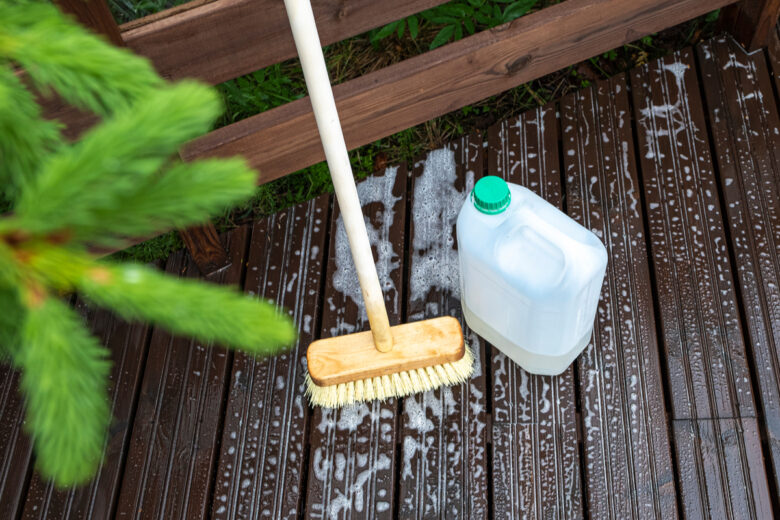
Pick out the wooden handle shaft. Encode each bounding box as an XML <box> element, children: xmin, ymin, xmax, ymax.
<box><xmin>283</xmin><ymin>0</ymin><xmax>393</xmax><ymax>352</ymax></box>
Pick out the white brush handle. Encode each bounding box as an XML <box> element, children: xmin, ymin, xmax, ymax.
<box><xmin>284</xmin><ymin>0</ymin><xmax>393</xmax><ymax>352</ymax></box>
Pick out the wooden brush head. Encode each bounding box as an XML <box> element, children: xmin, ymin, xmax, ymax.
<box><xmin>306</xmin><ymin>316</ymin><xmax>465</xmax><ymax>386</ymax></box>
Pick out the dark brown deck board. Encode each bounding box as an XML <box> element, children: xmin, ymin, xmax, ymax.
<box><xmin>399</xmin><ymin>134</ymin><xmax>489</xmax><ymax>519</ymax></box>
<box><xmin>115</xmin><ymin>229</ymin><xmax>248</xmax><ymax>518</ymax></box>
<box><xmin>673</xmin><ymin>418</ymin><xmax>771</xmax><ymax>518</ymax></box>
<box><xmin>561</xmin><ymin>75</ymin><xmax>678</xmax><ymax>518</ymax></box>
<box><xmin>487</xmin><ymin>107</ymin><xmax>582</xmax><ymax>519</ymax></box>
<box><xmin>631</xmin><ymin>47</ymin><xmax>773</xmax><ymax>518</ymax></box>
<box><xmin>211</xmin><ymin>196</ymin><xmax>329</xmax><ymax>519</ymax></box>
<box><xmin>0</xmin><ymin>365</ymin><xmax>33</xmax><ymax>519</ymax></box>
<box><xmin>21</xmin><ymin>302</ymin><xmax>151</xmax><ymax>520</ymax></box>
<box><xmin>698</xmin><ymin>35</ymin><xmax>780</xmax><ymax>502</ymax></box>
<box><xmin>305</xmin><ymin>166</ymin><xmax>407</xmax><ymax>519</ymax></box>
<box><xmin>5</xmin><ymin>36</ymin><xmax>780</xmax><ymax>520</ymax></box>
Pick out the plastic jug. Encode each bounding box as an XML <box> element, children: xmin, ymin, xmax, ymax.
<box><xmin>457</xmin><ymin>176</ymin><xmax>607</xmax><ymax>375</ymax></box>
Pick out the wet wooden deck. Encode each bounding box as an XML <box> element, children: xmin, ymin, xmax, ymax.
<box><xmin>2</xmin><ymin>35</ymin><xmax>780</xmax><ymax>519</ymax></box>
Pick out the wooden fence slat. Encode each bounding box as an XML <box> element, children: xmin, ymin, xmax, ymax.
<box><xmin>698</xmin><ymin>36</ymin><xmax>780</xmax><ymax>502</ymax></box>
<box><xmin>183</xmin><ymin>0</ymin><xmax>735</xmax><ymax>186</ymax></box>
<box><xmin>20</xmin><ymin>303</ymin><xmax>151</xmax><ymax>520</ymax></box>
<box><xmin>56</xmin><ymin>0</ymin><xmax>123</xmax><ymax>46</ymax></box>
<box><xmin>561</xmin><ymin>76</ymin><xmax>678</xmax><ymax>519</ymax></box>
<box><xmin>0</xmin><ymin>366</ymin><xmax>33</xmax><ymax>519</ymax></box>
<box><xmin>487</xmin><ymin>107</ymin><xmax>582</xmax><ymax>519</ymax></box>
<box><xmin>211</xmin><ymin>197</ymin><xmax>329</xmax><ymax>519</ymax></box>
<box><xmin>721</xmin><ymin>0</ymin><xmax>780</xmax><ymax>52</ymax></box>
<box><xmin>179</xmin><ymin>223</ymin><xmax>231</xmax><ymax>277</ymax></box>
<box><xmin>399</xmin><ymin>134</ymin><xmax>488</xmax><ymax>519</ymax></box>
<box><xmin>121</xmin><ymin>0</ymin><xmax>450</xmax><ymax>85</ymax></box>
<box><xmin>114</xmin><ymin>229</ymin><xmax>248</xmax><ymax>518</ymax></box>
<box><xmin>767</xmin><ymin>22</ymin><xmax>780</xmax><ymax>96</ymax></box>
<box><xmin>305</xmin><ymin>166</ymin><xmax>407</xmax><ymax>519</ymax></box>
<box><xmin>630</xmin><ymin>48</ymin><xmax>772</xmax><ymax>518</ymax></box>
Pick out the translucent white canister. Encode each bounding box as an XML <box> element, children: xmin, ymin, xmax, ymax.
<box><xmin>457</xmin><ymin>176</ymin><xmax>607</xmax><ymax>375</ymax></box>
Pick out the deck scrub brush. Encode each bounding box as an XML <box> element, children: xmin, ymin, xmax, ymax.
<box><xmin>305</xmin><ymin>318</ymin><xmax>475</xmax><ymax>408</ymax></box>
<box><xmin>284</xmin><ymin>0</ymin><xmax>474</xmax><ymax>408</ymax></box>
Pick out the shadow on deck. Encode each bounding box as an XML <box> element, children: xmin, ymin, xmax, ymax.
<box><xmin>2</xmin><ymin>35</ymin><xmax>780</xmax><ymax>519</ymax></box>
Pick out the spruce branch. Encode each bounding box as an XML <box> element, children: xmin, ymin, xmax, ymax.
<box><xmin>23</xmin><ymin>246</ymin><xmax>297</xmax><ymax>356</ymax></box>
<box><xmin>0</xmin><ymin>285</ymin><xmax>24</xmax><ymax>362</ymax></box>
<box><xmin>78</xmin><ymin>262</ymin><xmax>297</xmax><ymax>355</ymax></box>
<box><xmin>0</xmin><ymin>66</ymin><xmax>62</xmax><ymax>200</ymax></box>
<box><xmin>1</xmin><ymin>1</ymin><xmax>297</xmax><ymax>488</ymax></box>
<box><xmin>0</xmin><ymin>1</ymin><xmax>162</xmax><ymax>117</ymax></box>
<box><xmin>18</xmin><ymin>297</ymin><xmax>111</xmax><ymax>486</ymax></box>
<box><xmin>67</xmin><ymin>158</ymin><xmax>258</xmax><ymax>245</ymax></box>
<box><xmin>14</xmin><ymin>82</ymin><xmax>229</xmax><ymax>241</ymax></box>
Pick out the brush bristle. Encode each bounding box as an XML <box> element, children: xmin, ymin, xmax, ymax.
<box><xmin>305</xmin><ymin>347</ymin><xmax>475</xmax><ymax>408</ymax></box>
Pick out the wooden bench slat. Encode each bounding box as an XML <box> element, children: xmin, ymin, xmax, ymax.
<box><xmin>21</xmin><ymin>304</ymin><xmax>151</xmax><ymax>519</ymax></box>
<box><xmin>121</xmin><ymin>0</ymin><xmax>450</xmax><ymax>86</ymax></box>
<box><xmin>399</xmin><ymin>134</ymin><xmax>489</xmax><ymax>519</ymax></box>
<box><xmin>182</xmin><ymin>0</ymin><xmax>736</xmax><ymax>186</ymax></box>
<box><xmin>0</xmin><ymin>367</ymin><xmax>33</xmax><ymax>519</ymax></box>
<box><xmin>561</xmin><ymin>76</ymin><xmax>678</xmax><ymax>518</ymax></box>
<box><xmin>211</xmin><ymin>196</ymin><xmax>329</xmax><ymax>519</ymax></box>
<box><xmin>698</xmin><ymin>35</ymin><xmax>780</xmax><ymax>502</ymax></box>
<box><xmin>305</xmin><ymin>166</ymin><xmax>407</xmax><ymax>519</ymax></box>
<box><xmin>114</xmin><ymin>230</ymin><xmax>247</xmax><ymax>518</ymax></box>
<box><xmin>487</xmin><ymin>107</ymin><xmax>583</xmax><ymax>518</ymax></box>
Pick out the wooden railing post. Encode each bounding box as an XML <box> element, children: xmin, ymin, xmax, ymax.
<box><xmin>722</xmin><ymin>0</ymin><xmax>780</xmax><ymax>51</ymax></box>
<box><xmin>54</xmin><ymin>0</ymin><xmax>124</xmax><ymax>46</ymax></box>
<box><xmin>53</xmin><ymin>0</ymin><xmax>231</xmax><ymax>276</ymax></box>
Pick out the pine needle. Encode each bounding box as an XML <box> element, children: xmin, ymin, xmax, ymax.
<box><xmin>0</xmin><ymin>66</ymin><xmax>62</xmax><ymax>200</ymax></box>
<box><xmin>0</xmin><ymin>285</ymin><xmax>24</xmax><ymax>362</ymax></box>
<box><xmin>0</xmin><ymin>1</ymin><xmax>163</xmax><ymax>117</ymax></box>
<box><xmin>77</xmin><ymin>262</ymin><xmax>297</xmax><ymax>355</ymax></box>
<box><xmin>18</xmin><ymin>297</ymin><xmax>111</xmax><ymax>486</ymax></box>
<box><xmin>14</xmin><ymin>82</ymin><xmax>228</xmax><ymax>240</ymax></box>
<box><xmin>79</xmin><ymin>158</ymin><xmax>258</xmax><ymax>245</ymax></box>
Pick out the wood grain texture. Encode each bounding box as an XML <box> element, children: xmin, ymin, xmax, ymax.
<box><xmin>121</xmin><ymin>0</ymin><xmax>449</xmax><ymax>84</ymax></box>
<box><xmin>179</xmin><ymin>223</ymin><xmax>231</xmax><ymax>278</ymax></box>
<box><xmin>631</xmin><ymin>47</ymin><xmax>773</xmax><ymax>518</ymax></box>
<box><xmin>114</xmin><ymin>228</ymin><xmax>248</xmax><ymax>518</ymax></box>
<box><xmin>55</xmin><ymin>0</ymin><xmax>123</xmax><ymax>46</ymax></box>
<box><xmin>211</xmin><ymin>196</ymin><xmax>329</xmax><ymax>520</ymax></box>
<box><xmin>0</xmin><ymin>366</ymin><xmax>33</xmax><ymax>520</ymax></box>
<box><xmin>561</xmin><ymin>76</ymin><xmax>678</xmax><ymax>519</ymax></box>
<box><xmin>631</xmin><ymin>49</ymin><xmax>754</xmax><ymax>420</ymax></box>
<box><xmin>21</xmin><ymin>303</ymin><xmax>151</xmax><ymax>520</ymax></box>
<box><xmin>399</xmin><ymin>134</ymin><xmax>488</xmax><ymax>519</ymax></box>
<box><xmin>307</xmin><ymin>316</ymin><xmax>463</xmax><ymax>386</ymax></box>
<box><xmin>673</xmin><ymin>418</ymin><xmax>772</xmax><ymax>518</ymax></box>
<box><xmin>487</xmin><ymin>106</ymin><xmax>582</xmax><ymax>519</ymax></box>
<box><xmin>721</xmin><ymin>0</ymin><xmax>780</xmax><ymax>51</ymax></box>
<box><xmin>305</xmin><ymin>165</ymin><xmax>407</xmax><ymax>519</ymax></box>
<box><xmin>183</xmin><ymin>0</ymin><xmax>735</xmax><ymax>186</ymax></box>
<box><xmin>698</xmin><ymin>36</ymin><xmax>780</xmax><ymax>503</ymax></box>
<box><xmin>767</xmin><ymin>22</ymin><xmax>780</xmax><ymax>96</ymax></box>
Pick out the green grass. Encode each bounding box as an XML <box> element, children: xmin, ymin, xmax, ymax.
<box><xmin>103</xmin><ymin>1</ymin><xmax>721</xmax><ymax>263</ymax></box>
<box><xmin>109</xmin><ymin>0</ymin><xmax>190</xmax><ymax>24</ymax></box>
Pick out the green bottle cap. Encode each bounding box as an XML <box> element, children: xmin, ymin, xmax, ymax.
<box><xmin>472</xmin><ymin>176</ymin><xmax>511</xmax><ymax>214</ymax></box>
